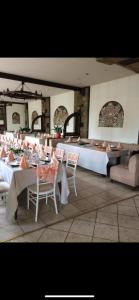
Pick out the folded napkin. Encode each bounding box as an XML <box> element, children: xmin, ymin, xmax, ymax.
<box><xmin>0</xmin><ymin>146</ymin><xmax>7</xmax><ymax>158</ymax></box>
<box><xmin>20</xmin><ymin>155</ymin><xmax>29</xmax><ymax>169</ymax></box>
<box><xmin>8</xmin><ymin>150</ymin><xmax>14</xmax><ymax>161</ymax></box>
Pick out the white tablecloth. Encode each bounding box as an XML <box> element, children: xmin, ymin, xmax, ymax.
<box><xmin>0</xmin><ymin>160</ymin><xmax>69</xmax><ymax>223</ymax></box>
<box><xmin>57</xmin><ymin>143</ymin><xmax>128</xmax><ymax>175</ymax></box>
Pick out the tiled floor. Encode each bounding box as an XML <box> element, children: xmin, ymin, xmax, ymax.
<box><xmin>1</xmin><ymin>166</ymin><xmax>139</xmax><ymax>242</ymax></box>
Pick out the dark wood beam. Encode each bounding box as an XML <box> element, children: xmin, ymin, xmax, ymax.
<box><xmin>0</xmin><ymin>72</ymin><xmax>81</xmax><ymax>91</ymax></box>
<box><xmin>118</xmin><ymin>58</ymin><xmax>139</xmax><ymax>66</ymax></box>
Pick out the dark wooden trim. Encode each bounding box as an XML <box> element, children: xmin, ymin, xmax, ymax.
<box><xmin>119</xmin><ymin>58</ymin><xmax>139</xmax><ymax>66</ymax></box>
<box><xmin>0</xmin><ymin>100</ymin><xmax>27</xmax><ymax>106</ymax></box>
<box><xmin>0</xmin><ymin>72</ymin><xmax>82</xmax><ymax>91</ymax></box>
<box><xmin>63</xmin><ymin>112</ymin><xmax>81</xmax><ymax>137</ymax></box>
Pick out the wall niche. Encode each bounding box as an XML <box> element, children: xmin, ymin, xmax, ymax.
<box><xmin>98</xmin><ymin>101</ymin><xmax>124</xmax><ymax>127</ymax></box>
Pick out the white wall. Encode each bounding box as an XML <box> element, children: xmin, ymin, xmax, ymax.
<box><xmin>89</xmin><ymin>74</ymin><xmax>139</xmax><ymax>143</ymax></box>
<box><xmin>50</xmin><ymin>91</ymin><xmax>74</xmax><ymax>134</ymax></box>
<box><xmin>6</xmin><ymin>103</ymin><xmax>25</xmax><ymax>131</ymax></box>
<box><xmin>28</xmin><ymin>100</ymin><xmax>42</xmax><ymax>130</ymax></box>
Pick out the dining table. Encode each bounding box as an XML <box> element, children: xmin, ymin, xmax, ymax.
<box><xmin>0</xmin><ymin>159</ymin><xmax>69</xmax><ymax>224</ymax></box>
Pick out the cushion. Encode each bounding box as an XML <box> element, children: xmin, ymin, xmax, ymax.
<box><xmin>130</xmin><ymin>150</ymin><xmax>139</xmax><ymax>157</ymax></box>
<box><xmin>0</xmin><ymin>181</ymin><xmax>10</xmax><ymax>193</ymax></box>
<box><xmin>28</xmin><ymin>183</ymin><xmax>53</xmax><ymax>193</ymax></box>
<box><xmin>66</xmin><ymin>170</ymin><xmax>74</xmax><ymax>178</ymax></box>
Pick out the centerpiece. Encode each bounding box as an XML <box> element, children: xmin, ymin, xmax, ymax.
<box><xmin>53</xmin><ymin>125</ymin><xmax>63</xmax><ymax>139</ymax></box>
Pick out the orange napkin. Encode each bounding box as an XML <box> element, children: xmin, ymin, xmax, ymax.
<box><xmin>0</xmin><ymin>146</ymin><xmax>7</xmax><ymax>158</ymax></box>
<box><xmin>20</xmin><ymin>155</ymin><xmax>29</xmax><ymax>169</ymax></box>
<box><xmin>8</xmin><ymin>150</ymin><xmax>14</xmax><ymax>161</ymax></box>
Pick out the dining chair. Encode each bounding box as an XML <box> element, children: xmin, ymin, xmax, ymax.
<box><xmin>55</xmin><ymin>148</ymin><xmax>65</xmax><ymax>162</ymax></box>
<box><xmin>27</xmin><ymin>162</ymin><xmax>59</xmax><ymax>222</ymax></box>
<box><xmin>44</xmin><ymin>146</ymin><xmax>53</xmax><ymax>157</ymax></box>
<box><xmin>66</xmin><ymin>152</ymin><xmax>79</xmax><ymax>196</ymax></box>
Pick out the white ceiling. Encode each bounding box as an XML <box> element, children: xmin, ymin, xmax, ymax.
<box><xmin>0</xmin><ymin>57</ymin><xmax>135</xmax><ymax>102</ymax></box>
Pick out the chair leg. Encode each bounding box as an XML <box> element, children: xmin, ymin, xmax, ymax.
<box><xmin>53</xmin><ymin>193</ymin><xmax>58</xmax><ymax>214</ymax></box>
<box><xmin>27</xmin><ymin>189</ymin><xmax>30</xmax><ymax>210</ymax></box>
<box><xmin>73</xmin><ymin>178</ymin><xmax>77</xmax><ymax>197</ymax></box>
<box><xmin>35</xmin><ymin>196</ymin><xmax>39</xmax><ymax>222</ymax></box>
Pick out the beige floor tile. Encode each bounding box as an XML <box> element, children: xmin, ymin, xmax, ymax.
<box><xmin>86</xmin><ymin>195</ymin><xmax>107</xmax><ymax>207</ymax></box>
<box><xmin>75</xmin><ymin>211</ymin><xmax>97</xmax><ymax>222</ymax></box>
<box><xmin>60</xmin><ymin>203</ymin><xmax>81</xmax><ymax>218</ymax></box>
<box><xmin>118</xmin><ymin>215</ymin><xmax>139</xmax><ymax>230</ymax></box>
<box><xmin>70</xmin><ymin>219</ymin><xmax>95</xmax><ymax>236</ymax></box>
<box><xmin>18</xmin><ymin>217</ymin><xmax>45</xmax><ymax>233</ymax></box>
<box><xmin>0</xmin><ymin>225</ymin><xmax>23</xmax><ymax>242</ymax></box>
<box><xmin>73</xmin><ymin>198</ymin><xmax>97</xmax><ymax>212</ymax></box>
<box><xmin>49</xmin><ymin>218</ymin><xmax>73</xmax><ymax>232</ymax></box>
<box><xmin>39</xmin><ymin>211</ymin><xmax>65</xmax><ymax>225</ymax></box>
<box><xmin>9</xmin><ymin>236</ymin><xmax>34</xmax><ymax>242</ymax></box>
<box><xmin>94</xmin><ymin>223</ymin><xmax>118</xmax><ymax>241</ymax></box>
<box><xmin>65</xmin><ymin>232</ymin><xmax>92</xmax><ymax>242</ymax></box>
<box><xmin>96</xmin><ymin>212</ymin><xmax>118</xmax><ymax>226</ymax></box>
<box><xmin>38</xmin><ymin>228</ymin><xmax>67</xmax><ymax>242</ymax></box>
<box><xmin>98</xmin><ymin>204</ymin><xmax>117</xmax><ymax>214</ymax></box>
<box><xmin>117</xmin><ymin>198</ymin><xmax>136</xmax><ymax>207</ymax></box>
<box><xmin>134</xmin><ymin>196</ymin><xmax>139</xmax><ymax>207</ymax></box>
<box><xmin>76</xmin><ymin>189</ymin><xmax>94</xmax><ymax>199</ymax></box>
<box><xmin>119</xmin><ymin>227</ymin><xmax>139</xmax><ymax>242</ymax></box>
<box><xmin>118</xmin><ymin>204</ymin><xmax>138</xmax><ymax>217</ymax></box>
<box><xmin>99</xmin><ymin>191</ymin><xmax>121</xmax><ymax>201</ymax></box>
<box><xmin>92</xmin><ymin>237</ymin><xmax>116</xmax><ymax>242</ymax></box>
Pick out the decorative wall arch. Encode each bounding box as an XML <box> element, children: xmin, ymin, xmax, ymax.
<box><xmin>12</xmin><ymin>112</ymin><xmax>20</xmax><ymax>124</ymax></box>
<box><xmin>54</xmin><ymin>105</ymin><xmax>68</xmax><ymax>126</ymax></box>
<box><xmin>98</xmin><ymin>101</ymin><xmax>124</xmax><ymax>127</ymax></box>
<box><xmin>32</xmin><ymin>110</ymin><xmax>38</xmax><ymax>124</ymax></box>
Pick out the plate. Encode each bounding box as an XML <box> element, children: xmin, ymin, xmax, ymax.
<box><xmin>8</xmin><ymin>161</ymin><xmax>20</xmax><ymax>167</ymax></box>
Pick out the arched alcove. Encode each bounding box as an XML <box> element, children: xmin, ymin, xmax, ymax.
<box><xmin>54</xmin><ymin>106</ymin><xmax>68</xmax><ymax>126</ymax></box>
<box><xmin>32</xmin><ymin>111</ymin><xmax>38</xmax><ymax>124</ymax></box>
<box><xmin>12</xmin><ymin>112</ymin><xmax>20</xmax><ymax>124</ymax></box>
<box><xmin>98</xmin><ymin>101</ymin><xmax>124</xmax><ymax>127</ymax></box>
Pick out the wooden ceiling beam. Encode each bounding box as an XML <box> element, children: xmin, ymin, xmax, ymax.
<box><xmin>0</xmin><ymin>72</ymin><xmax>82</xmax><ymax>92</ymax></box>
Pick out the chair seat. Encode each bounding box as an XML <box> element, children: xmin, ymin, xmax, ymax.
<box><xmin>28</xmin><ymin>183</ymin><xmax>53</xmax><ymax>193</ymax></box>
<box><xmin>0</xmin><ymin>181</ymin><xmax>10</xmax><ymax>193</ymax></box>
<box><xmin>66</xmin><ymin>170</ymin><xmax>74</xmax><ymax>178</ymax></box>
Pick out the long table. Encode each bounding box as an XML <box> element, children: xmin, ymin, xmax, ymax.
<box><xmin>57</xmin><ymin>143</ymin><xmax>128</xmax><ymax>175</ymax></box>
<box><xmin>0</xmin><ymin>160</ymin><xmax>69</xmax><ymax>223</ymax></box>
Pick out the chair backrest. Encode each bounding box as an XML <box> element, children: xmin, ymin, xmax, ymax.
<box><xmin>44</xmin><ymin>146</ymin><xmax>53</xmax><ymax>157</ymax></box>
<box><xmin>55</xmin><ymin>148</ymin><xmax>65</xmax><ymax>162</ymax></box>
<box><xmin>129</xmin><ymin>154</ymin><xmax>139</xmax><ymax>185</ymax></box>
<box><xmin>66</xmin><ymin>152</ymin><xmax>79</xmax><ymax>173</ymax></box>
<box><xmin>36</xmin><ymin>162</ymin><xmax>59</xmax><ymax>192</ymax></box>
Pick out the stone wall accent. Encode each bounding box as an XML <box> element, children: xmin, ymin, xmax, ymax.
<box><xmin>74</xmin><ymin>87</ymin><xmax>90</xmax><ymax>138</ymax></box>
<box><xmin>99</xmin><ymin>101</ymin><xmax>124</xmax><ymax>127</ymax></box>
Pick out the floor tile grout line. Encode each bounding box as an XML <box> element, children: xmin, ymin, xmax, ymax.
<box><xmin>133</xmin><ymin>197</ymin><xmax>139</xmax><ymax>218</ymax></box>
<box><xmin>91</xmin><ymin>209</ymin><xmax>98</xmax><ymax>241</ymax></box>
<box><xmin>64</xmin><ymin>218</ymin><xmax>75</xmax><ymax>242</ymax></box>
<box><xmin>117</xmin><ymin>204</ymin><xmax>120</xmax><ymax>242</ymax></box>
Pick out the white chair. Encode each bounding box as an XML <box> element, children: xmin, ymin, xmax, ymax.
<box><xmin>55</xmin><ymin>148</ymin><xmax>65</xmax><ymax>162</ymax></box>
<box><xmin>27</xmin><ymin>163</ymin><xmax>59</xmax><ymax>222</ymax></box>
<box><xmin>66</xmin><ymin>152</ymin><xmax>79</xmax><ymax>196</ymax></box>
<box><xmin>44</xmin><ymin>146</ymin><xmax>53</xmax><ymax>157</ymax></box>
<box><xmin>0</xmin><ymin>181</ymin><xmax>10</xmax><ymax>204</ymax></box>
